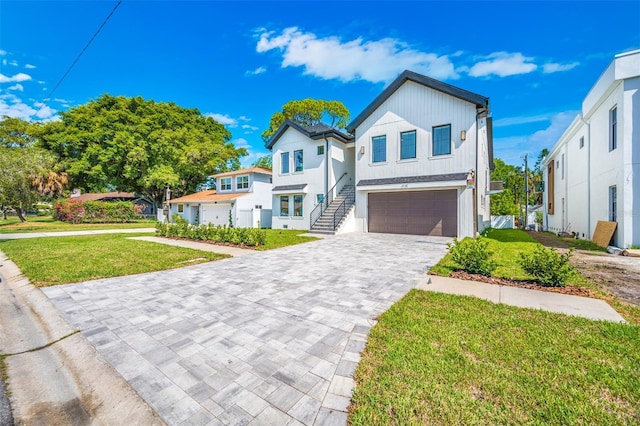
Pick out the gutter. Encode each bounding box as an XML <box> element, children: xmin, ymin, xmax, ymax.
<box><xmin>578</xmin><ymin>114</ymin><xmax>592</xmax><ymax>239</ymax></box>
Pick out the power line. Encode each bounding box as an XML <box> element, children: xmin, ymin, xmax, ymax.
<box><xmin>36</xmin><ymin>0</ymin><xmax>122</xmax><ymax>116</ymax></box>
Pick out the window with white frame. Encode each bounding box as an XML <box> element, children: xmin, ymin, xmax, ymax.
<box><xmin>280</xmin><ymin>196</ymin><xmax>289</xmax><ymax>216</ymax></box>
<box><xmin>293</xmin><ymin>195</ymin><xmax>303</xmax><ymax>217</ymax></box>
<box><xmin>281</xmin><ymin>152</ymin><xmax>290</xmax><ymax>174</ymax></box>
<box><xmin>294</xmin><ymin>150</ymin><xmax>304</xmax><ymax>172</ymax></box>
<box><xmin>236</xmin><ymin>175</ymin><xmax>249</xmax><ymax>189</ymax></box>
<box><xmin>433</xmin><ymin>124</ymin><xmax>451</xmax><ymax>156</ymax></box>
<box><xmin>400</xmin><ymin>130</ymin><xmax>416</xmax><ymax>160</ymax></box>
<box><xmin>372</xmin><ymin>135</ymin><xmax>386</xmax><ymax>163</ymax></box>
<box><xmin>220</xmin><ymin>177</ymin><xmax>231</xmax><ymax>191</ymax></box>
<box><xmin>609</xmin><ymin>106</ymin><xmax>617</xmax><ymax>151</ymax></box>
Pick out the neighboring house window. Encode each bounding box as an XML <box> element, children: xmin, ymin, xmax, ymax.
<box><xmin>547</xmin><ymin>161</ymin><xmax>555</xmax><ymax>215</ymax></box>
<box><xmin>433</xmin><ymin>124</ymin><xmax>451</xmax><ymax>156</ymax></box>
<box><xmin>579</xmin><ymin>136</ymin><xmax>584</xmax><ymax>149</ymax></box>
<box><xmin>372</xmin><ymin>135</ymin><xmax>386</xmax><ymax>163</ymax></box>
<box><xmin>293</xmin><ymin>195</ymin><xmax>303</xmax><ymax>217</ymax></box>
<box><xmin>220</xmin><ymin>178</ymin><xmax>231</xmax><ymax>191</ymax></box>
<box><xmin>236</xmin><ymin>175</ymin><xmax>249</xmax><ymax>189</ymax></box>
<box><xmin>177</xmin><ymin>204</ymin><xmax>184</xmax><ymax>213</ymax></box>
<box><xmin>280</xmin><ymin>196</ymin><xmax>289</xmax><ymax>216</ymax></box>
<box><xmin>317</xmin><ymin>145</ymin><xmax>324</xmax><ymax>155</ymax></box>
<box><xmin>609</xmin><ymin>185</ymin><xmax>617</xmax><ymax>222</ymax></box>
<box><xmin>294</xmin><ymin>150</ymin><xmax>304</xmax><ymax>172</ymax></box>
<box><xmin>281</xmin><ymin>152</ymin><xmax>290</xmax><ymax>174</ymax></box>
<box><xmin>609</xmin><ymin>106</ymin><xmax>617</xmax><ymax>151</ymax></box>
<box><xmin>400</xmin><ymin>130</ymin><xmax>416</xmax><ymax>160</ymax></box>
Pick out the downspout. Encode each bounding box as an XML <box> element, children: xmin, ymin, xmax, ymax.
<box><xmin>324</xmin><ymin>133</ymin><xmax>329</xmax><ymax>198</ymax></box>
<box><xmin>474</xmin><ymin>114</ymin><xmax>479</xmax><ymax>237</ymax></box>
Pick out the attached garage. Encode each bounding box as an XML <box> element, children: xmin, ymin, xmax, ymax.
<box><xmin>368</xmin><ymin>190</ymin><xmax>457</xmax><ymax>236</ymax></box>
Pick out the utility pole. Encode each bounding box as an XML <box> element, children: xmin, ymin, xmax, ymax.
<box><xmin>524</xmin><ymin>154</ymin><xmax>529</xmax><ymax>229</ymax></box>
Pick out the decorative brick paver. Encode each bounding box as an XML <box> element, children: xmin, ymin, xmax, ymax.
<box><xmin>44</xmin><ymin>233</ymin><xmax>449</xmax><ymax>425</ymax></box>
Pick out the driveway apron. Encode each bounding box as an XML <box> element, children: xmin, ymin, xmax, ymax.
<box><xmin>44</xmin><ymin>233</ymin><xmax>450</xmax><ymax>425</ymax></box>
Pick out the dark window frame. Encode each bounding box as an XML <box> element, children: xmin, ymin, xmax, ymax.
<box><xmin>280</xmin><ymin>195</ymin><xmax>289</xmax><ymax>216</ymax></box>
<box><xmin>372</xmin><ymin>135</ymin><xmax>386</xmax><ymax>163</ymax></box>
<box><xmin>609</xmin><ymin>106</ymin><xmax>617</xmax><ymax>151</ymax></box>
<box><xmin>293</xmin><ymin>194</ymin><xmax>303</xmax><ymax>217</ymax></box>
<box><xmin>294</xmin><ymin>149</ymin><xmax>304</xmax><ymax>172</ymax></box>
<box><xmin>317</xmin><ymin>145</ymin><xmax>324</xmax><ymax>155</ymax></box>
<box><xmin>432</xmin><ymin>124</ymin><xmax>451</xmax><ymax>156</ymax></box>
<box><xmin>400</xmin><ymin>130</ymin><xmax>417</xmax><ymax>160</ymax></box>
<box><xmin>609</xmin><ymin>185</ymin><xmax>617</xmax><ymax>222</ymax></box>
<box><xmin>281</xmin><ymin>152</ymin><xmax>290</xmax><ymax>174</ymax></box>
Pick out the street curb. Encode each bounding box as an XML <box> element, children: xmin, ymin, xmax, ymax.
<box><xmin>0</xmin><ymin>250</ymin><xmax>165</xmax><ymax>425</ymax></box>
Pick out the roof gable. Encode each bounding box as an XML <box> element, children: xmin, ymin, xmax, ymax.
<box><xmin>346</xmin><ymin>70</ymin><xmax>490</xmax><ymax>133</ymax></box>
<box><xmin>212</xmin><ymin>167</ymin><xmax>272</xmax><ymax>178</ymax></box>
<box><xmin>265</xmin><ymin>119</ymin><xmax>353</xmax><ymax>150</ymax></box>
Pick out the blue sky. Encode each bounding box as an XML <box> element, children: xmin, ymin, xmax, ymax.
<box><xmin>1</xmin><ymin>1</ymin><xmax>639</xmax><ymax>168</ymax></box>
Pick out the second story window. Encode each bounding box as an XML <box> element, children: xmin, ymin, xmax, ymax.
<box><xmin>294</xmin><ymin>150</ymin><xmax>304</xmax><ymax>172</ymax></box>
<box><xmin>317</xmin><ymin>145</ymin><xmax>324</xmax><ymax>155</ymax></box>
<box><xmin>400</xmin><ymin>130</ymin><xmax>416</xmax><ymax>160</ymax></box>
<box><xmin>609</xmin><ymin>106</ymin><xmax>617</xmax><ymax>151</ymax></box>
<box><xmin>281</xmin><ymin>152</ymin><xmax>290</xmax><ymax>174</ymax></box>
<box><xmin>372</xmin><ymin>135</ymin><xmax>386</xmax><ymax>163</ymax></box>
<box><xmin>220</xmin><ymin>178</ymin><xmax>231</xmax><ymax>191</ymax></box>
<box><xmin>433</xmin><ymin>124</ymin><xmax>451</xmax><ymax>156</ymax></box>
<box><xmin>237</xmin><ymin>175</ymin><xmax>249</xmax><ymax>189</ymax></box>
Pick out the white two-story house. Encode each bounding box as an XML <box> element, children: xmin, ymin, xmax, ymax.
<box><xmin>169</xmin><ymin>167</ymin><xmax>272</xmax><ymax>228</ymax></box>
<box><xmin>543</xmin><ymin>49</ymin><xmax>640</xmax><ymax>248</ymax></box>
<box><xmin>348</xmin><ymin>70</ymin><xmax>493</xmax><ymax>237</ymax></box>
<box><xmin>267</xmin><ymin>120</ymin><xmax>355</xmax><ymax>231</ymax></box>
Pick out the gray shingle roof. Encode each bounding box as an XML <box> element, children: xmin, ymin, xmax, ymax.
<box><xmin>272</xmin><ymin>184</ymin><xmax>308</xmax><ymax>191</ymax></box>
<box><xmin>357</xmin><ymin>173</ymin><xmax>468</xmax><ymax>187</ymax></box>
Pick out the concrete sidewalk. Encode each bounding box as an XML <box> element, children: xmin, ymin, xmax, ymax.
<box><xmin>129</xmin><ymin>236</ymin><xmax>256</xmax><ymax>257</ymax></box>
<box><xmin>0</xmin><ymin>251</ymin><xmax>164</xmax><ymax>425</ymax></box>
<box><xmin>0</xmin><ymin>228</ymin><xmax>156</xmax><ymax>239</ymax></box>
<box><xmin>417</xmin><ymin>275</ymin><xmax>626</xmax><ymax>323</ymax></box>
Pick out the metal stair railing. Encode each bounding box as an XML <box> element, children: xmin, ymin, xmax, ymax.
<box><xmin>309</xmin><ymin>172</ymin><xmax>348</xmax><ymax>229</ymax></box>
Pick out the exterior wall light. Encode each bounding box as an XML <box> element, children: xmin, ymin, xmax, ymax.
<box><xmin>359</xmin><ymin>146</ymin><xmax>365</xmax><ymax>154</ymax></box>
<box><xmin>461</xmin><ymin>130</ymin><xmax>467</xmax><ymax>141</ymax></box>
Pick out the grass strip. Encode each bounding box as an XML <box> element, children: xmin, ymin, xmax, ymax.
<box><xmin>0</xmin><ymin>233</ymin><xmax>228</xmax><ymax>286</ymax></box>
<box><xmin>0</xmin><ymin>216</ymin><xmax>155</xmax><ymax>234</ymax></box>
<box><xmin>349</xmin><ymin>290</ymin><xmax>640</xmax><ymax>425</ymax></box>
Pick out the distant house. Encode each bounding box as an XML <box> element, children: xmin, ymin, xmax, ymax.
<box><xmin>168</xmin><ymin>168</ymin><xmax>272</xmax><ymax>228</ymax></box>
<box><xmin>543</xmin><ymin>49</ymin><xmax>640</xmax><ymax>248</ymax></box>
<box><xmin>266</xmin><ymin>70</ymin><xmax>494</xmax><ymax>237</ymax></box>
<box><xmin>69</xmin><ymin>191</ymin><xmax>155</xmax><ymax>216</ymax></box>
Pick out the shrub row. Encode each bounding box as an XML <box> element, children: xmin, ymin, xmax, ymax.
<box><xmin>53</xmin><ymin>200</ymin><xmax>144</xmax><ymax>223</ymax></box>
<box><xmin>156</xmin><ymin>222</ymin><xmax>267</xmax><ymax>247</ymax></box>
<box><xmin>447</xmin><ymin>237</ymin><xmax>574</xmax><ymax>287</ymax></box>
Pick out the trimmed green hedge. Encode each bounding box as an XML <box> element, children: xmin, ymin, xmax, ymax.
<box><xmin>156</xmin><ymin>222</ymin><xmax>267</xmax><ymax>247</ymax></box>
<box><xmin>54</xmin><ymin>200</ymin><xmax>144</xmax><ymax>223</ymax></box>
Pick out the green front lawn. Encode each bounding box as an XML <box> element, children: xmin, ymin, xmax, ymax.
<box><xmin>0</xmin><ymin>233</ymin><xmax>228</xmax><ymax>286</ymax></box>
<box><xmin>256</xmin><ymin>229</ymin><xmax>318</xmax><ymax>251</ymax></box>
<box><xmin>0</xmin><ymin>216</ymin><xmax>156</xmax><ymax>234</ymax></box>
<box><xmin>430</xmin><ymin>228</ymin><xmax>540</xmax><ymax>280</ymax></box>
<box><xmin>350</xmin><ymin>290</ymin><xmax>640</xmax><ymax>425</ymax></box>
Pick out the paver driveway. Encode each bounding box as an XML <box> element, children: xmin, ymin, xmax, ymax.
<box><xmin>44</xmin><ymin>233</ymin><xmax>450</xmax><ymax>425</ymax></box>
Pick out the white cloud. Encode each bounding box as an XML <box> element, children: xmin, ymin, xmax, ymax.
<box><xmin>37</xmin><ymin>80</ymin><xmax>45</xmax><ymax>84</ymax></box>
<box><xmin>0</xmin><ymin>49</ymin><xmax>6</xmax><ymax>56</ymax></box>
<box><xmin>468</xmin><ymin>52</ymin><xmax>537</xmax><ymax>77</ymax></box>
<box><xmin>0</xmin><ymin>94</ymin><xmax>58</xmax><ymax>121</ymax></box>
<box><xmin>8</xmin><ymin>60</ymin><xmax>18</xmax><ymax>67</ymax></box>
<box><xmin>206</xmin><ymin>113</ymin><xmax>238</xmax><ymax>127</ymax></box>
<box><xmin>245</xmin><ymin>66</ymin><xmax>267</xmax><ymax>76</ymax></box>
<box><xmin>242</xmin><ymin>124</ymin><xmax>259</xmax><ymax>131</ymax></box>
<box><xmin>543</xmin><ymin>62</ymin><xmax>579</xmax><ymax>73</ymax></box>
<box><xmin>232</xmin><ymin>137</ymin><xmax>250</xmax><ymax>149</ymax></box>
<box><xmin>7</xmin><ymin>84</ymin><xmax>24</xmax><ymax>92</ymax></box>
<box><xmin>25</xmin><ymin>64</ymin><xmax>36</xmax><ymax>69</ymax></box>
<box><xmin>493</xmin><ymin>113</ymin><xmax>553</xmax><ymax>128</ymax></box>
<box><xmin>0</xmin><ymin>72</ymin><xmax>32</xmax><ymax>83</ymax></box>
<box><xmin>493</xmin><ymin>111</ymin><xmax>578</xmax><ymax>165</ymax></box>
<box><xmin>257</xmin><ymin>27</ymin><xmax>458</xmax><ymax>83</ymax></box>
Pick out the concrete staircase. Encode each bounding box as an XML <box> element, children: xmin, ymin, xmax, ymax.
<box><xmin>310</xmin><ymin>184</ymin><xmax>355</xmax><ymax>234</ymax></box>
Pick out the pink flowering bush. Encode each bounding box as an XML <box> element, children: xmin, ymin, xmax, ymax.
<box><xmin>53</xmin><ymin>200</ymin><xmax>144</xmax><ymax>223</ymax></box>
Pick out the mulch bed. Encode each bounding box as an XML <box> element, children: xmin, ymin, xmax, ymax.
<box><xmin>448</xmin><ymin>270</ymin><xmax>595</xmax><ymax>298</ymax></box>
<box><xmin>162</xmin><ymin>236</ymin><xmax>259</xmax><ymax>250</ymax></box>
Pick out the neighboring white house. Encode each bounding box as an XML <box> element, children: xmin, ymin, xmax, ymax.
<box><xmin>168</xmin><ymin>167</ymin><xmax>272</xmax><ymax>228</ymax></box>
<box><xmin>267</xmin><ymin>120</ymin><xmax>355</xmax><ymax>231</ymax></box>
<box><xmin>543</xmin><ymin>49</ymin><xmax>640</xmax><ymax>248</ymax></box>
<box><xmin>266</xmin><ymin>70</ymin><xmax>494</xmax><ymax>237</ymax></box>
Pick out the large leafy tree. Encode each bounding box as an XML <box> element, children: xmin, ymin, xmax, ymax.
<box><xmin>0</xmin><ymin>116</ymin><xmax>40</xmax><ymax>148</ymax></box>
<box><xmin>38</xmin><ymin>95</ymin><xmax>246</xmax><ymax>207</ymax></box>
<box><xmin>490</xmin><ymin>158</ymin><xmax>523</xmax><ymax>216</ymax></box>
<box><xmin>262</xmin><ymin>98</ymin><xmax>350</xmax><ymax>143</ymax></box>
<box><xmin>252</xmin><ymin>154</ymin><xmax>272</xmax><ymax>170</ymax></box>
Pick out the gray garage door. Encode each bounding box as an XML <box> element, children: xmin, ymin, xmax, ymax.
<box><xmin>368</xmin><ymin>190</ymin><xmax>457</xmax><ymax>236</ymax></box>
